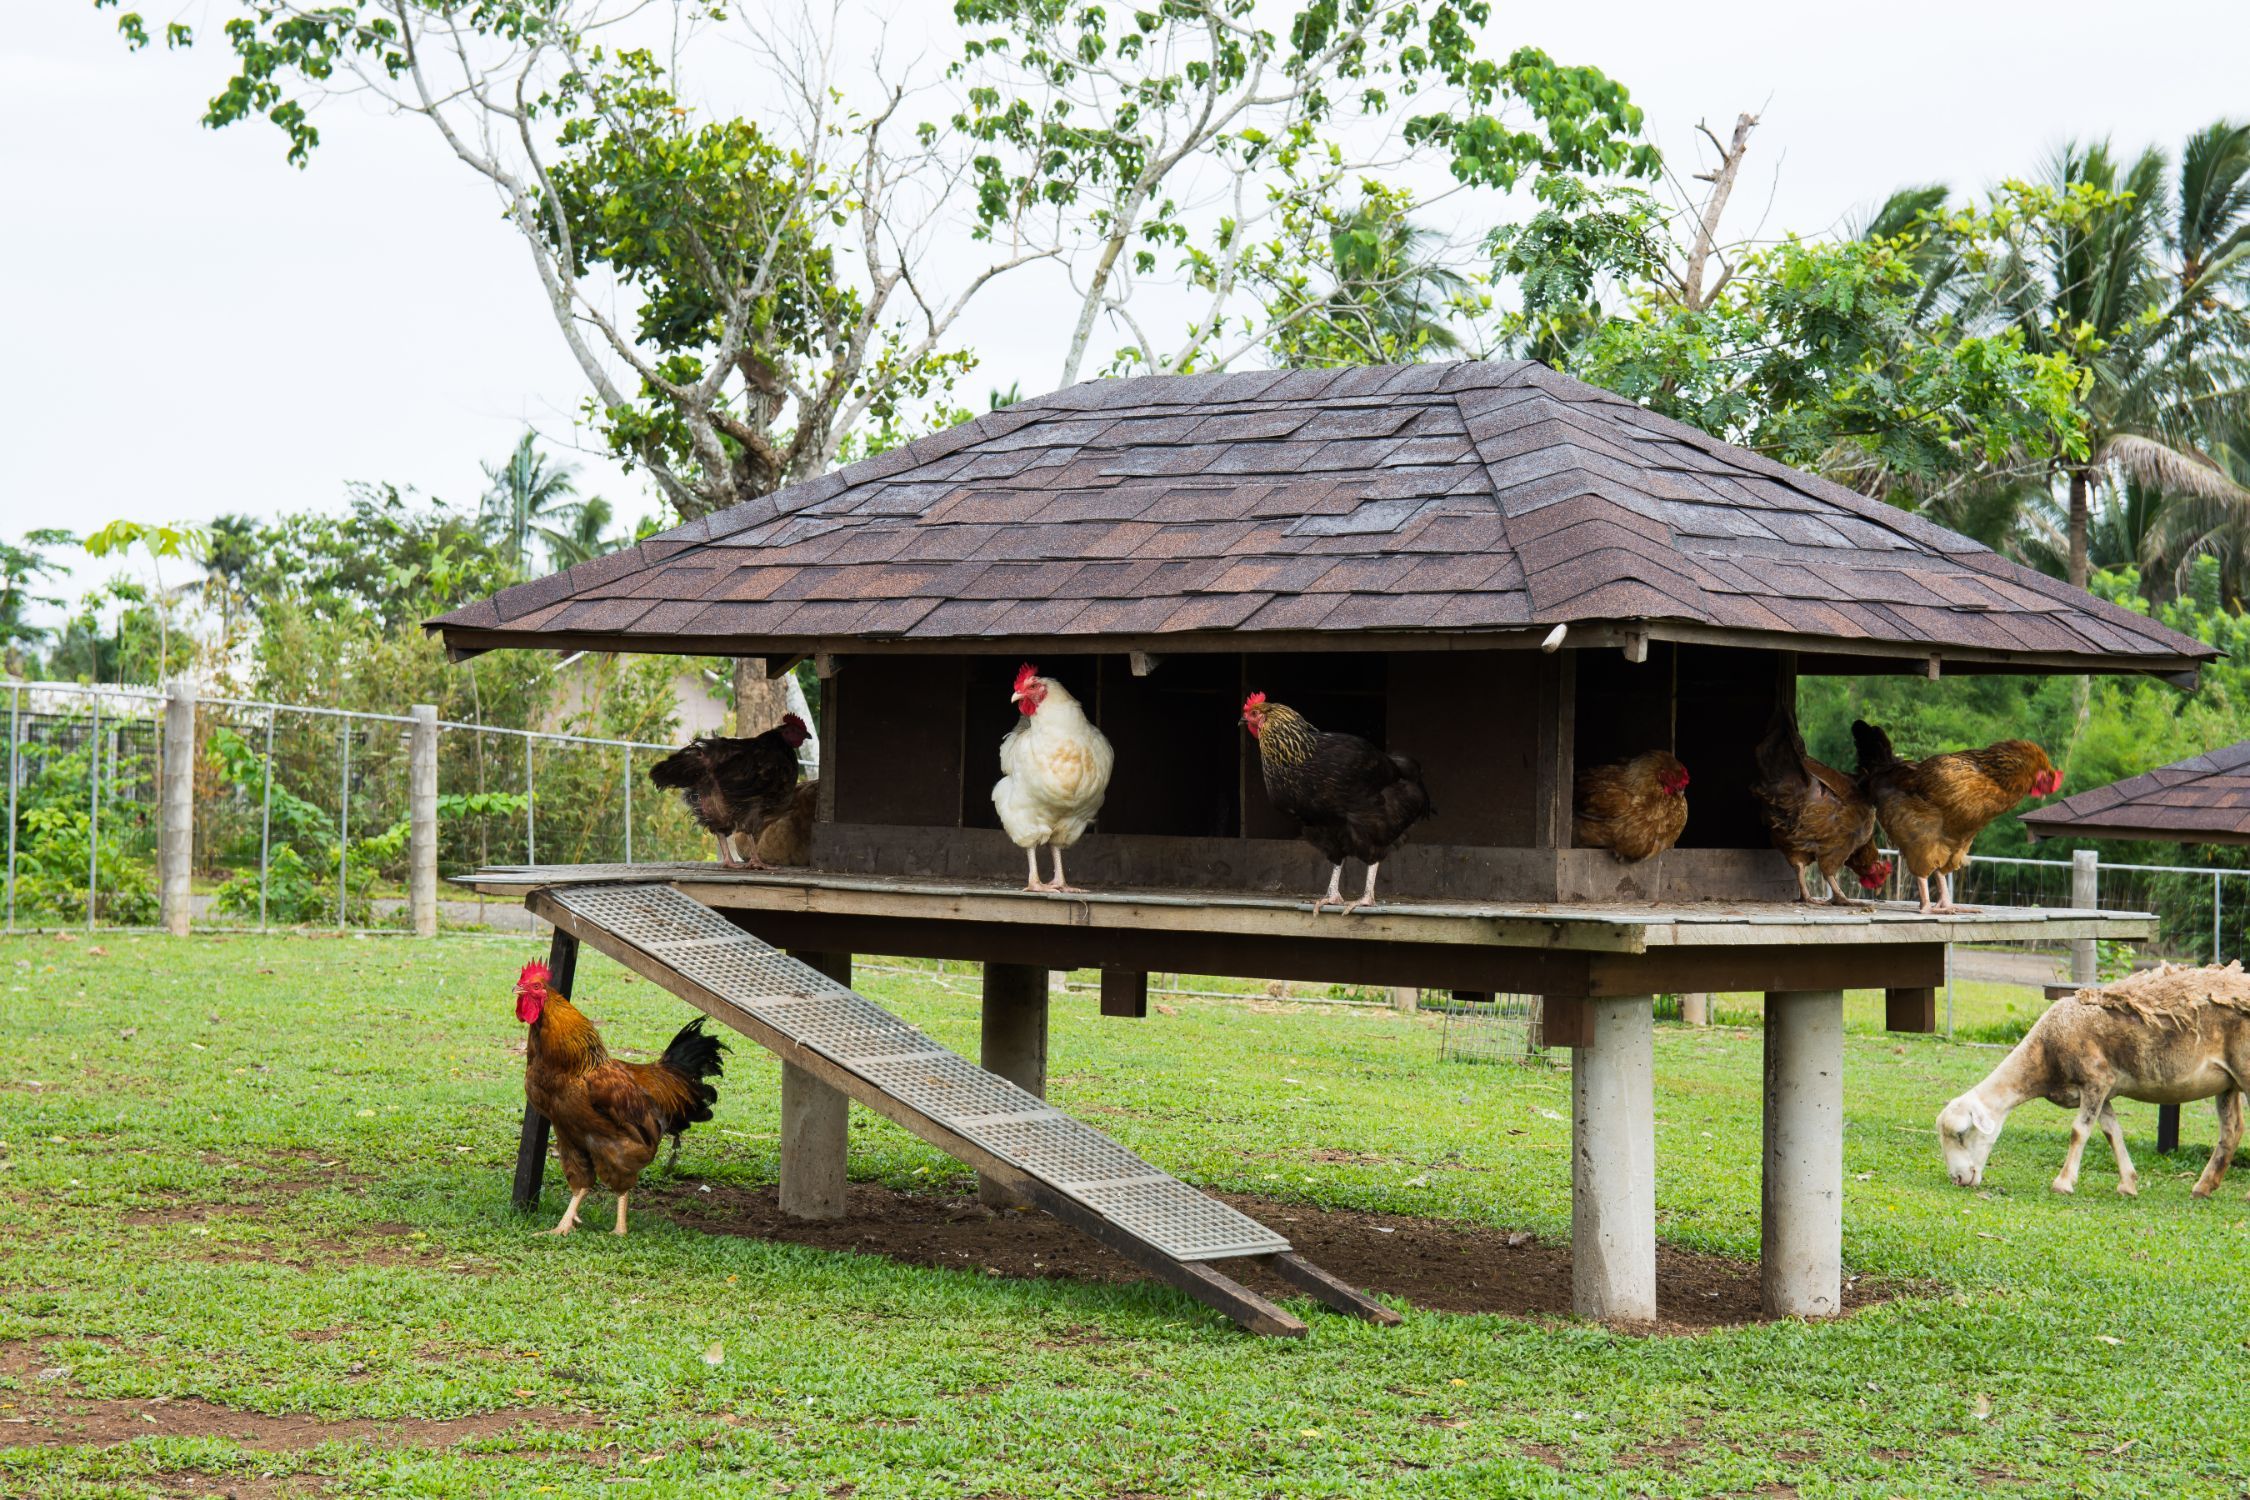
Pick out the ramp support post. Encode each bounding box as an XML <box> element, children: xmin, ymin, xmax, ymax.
<box><xmin>781</xmin><ymin>950</ymin><xmax>852</xmax><ymax>1219</ymax></box>
<box><xmin>512</xmin><ymin>927</ymin><xmax>579</xmax><ymax>1211</ymax></box>
<box><xmin>980</xmin><ymin>962</ymin><xmax>1049</xmax><ymax>1208</ymax></box>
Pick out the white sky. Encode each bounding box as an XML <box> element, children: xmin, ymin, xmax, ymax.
<box><xmin>4</xmin><ymin>1</ymin><xmax>2245</xmax><ymax>612</ymax></box>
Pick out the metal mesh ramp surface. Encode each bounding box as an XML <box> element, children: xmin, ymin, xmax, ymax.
<box><xmin>543</xmin><ymin>882</ymin><xmax>1289</xmax><ymax>1263</ymax></box>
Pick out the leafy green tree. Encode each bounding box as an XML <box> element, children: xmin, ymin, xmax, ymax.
<box><xmin>952</xmin><ymin>0</ymin><xmax>1657</xmax><ymax>382</ymax></box>
<box><xmin>82</xmin><ymin>519</ymin><xmax>205</xmax><ymax>684</ymax></box>
<box><xmin>0</xmin><ymin>529</ymin><xmax>76</xmax><ymax>676</ymax></box>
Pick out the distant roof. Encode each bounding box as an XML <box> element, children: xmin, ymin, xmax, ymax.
<box><xmin>432</xmin><ymin>360</ymin><xmax>2211</xmax><ymax>676</ymax></box>
<box><xmin>2024</xmin><ymin>742</ymin><xmax>2250</xmax><ymax>846</ymax></box>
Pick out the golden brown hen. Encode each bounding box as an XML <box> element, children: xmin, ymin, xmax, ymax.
<box><xmin>1851</xmin><ymin>721</ymin><xmax>2061</xmax><ymax>913</ymax></box>
<box><xmin>1752</xmin><ymin>704</ymin><xmax>1891</xmax><ymax>904</ymax></box>
<box><xmin>1574</xmin><ymin>751</ymin><xmax>1690</xmax><ymax>862</ymax></box>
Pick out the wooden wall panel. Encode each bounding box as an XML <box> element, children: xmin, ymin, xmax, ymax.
<box><xmin>1387</xmin><ymin>651</ymin><xmax>1538</xmax><ymax>848</ymax></box>
<box><xmin>832</xmin><ymin>655</ymin><xmax>968</xmax><ymax>828</ymax></box>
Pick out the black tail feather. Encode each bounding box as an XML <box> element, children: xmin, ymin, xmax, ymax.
<box><xmin>659</xmin><ymin>1017</ymin><xmax>727</xmax><ymax>1126</ymax></box>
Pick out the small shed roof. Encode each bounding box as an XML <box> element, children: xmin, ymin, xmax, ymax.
<box><xmin>432</xmin><ymin>360</ymin><xmax>2211</xmax><ymax>675</ymax></box>
<box><xmin>2023</xmin><ymin>742</ymin><xmax>2250</xmax><ymax>846</ymax></box>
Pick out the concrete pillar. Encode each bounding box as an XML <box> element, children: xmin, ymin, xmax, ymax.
<box><xmin>979</xmin><ymin>962</ymin><xmax>1048</xmax><ymax>1209</ymax></box>
<box><xmin>780</xmin><ymin>950</ymin><xmax>852</xmax><ymax>1219</ymax></box>
<box><xmin>408</xmin><ymin>705</ymin><xmax>438</xmax><ymax>939</ymax></box>
<box><xmin>1680</xmin><ymin>992</ymin><xmax>1710</xmax><ymax>1026</ymax></box>
<box><xmin>1570</xmin><ymin>996</ymin><xmax>1656</xmax><ymax>1322</ymax></box>
<box><xmin>2071</xmin><ymin>849</ymin><xmax>2098</xmax><ymax>984</ymax></box>
<box><xmin>1390</xmin><ymin>986</ymin><xmax>1419</xmax><ymax>1013</ymax></box>
<box><xmin>158</xmin><ymin>679</ymin><xmax>195</xmax><ymax>936</ymax></box>
<box><xmin>1762</xmin><ymin>989</ymin><xmax>1845</xmax><ymax>1318</ymax></box>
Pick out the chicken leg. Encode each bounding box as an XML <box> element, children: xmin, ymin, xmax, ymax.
<box><xmin>1345</xmin><ymin>861</ymin><xmax>1382</xmax><ymax>914</ymax></box>
<box><xmin>1022</xmin><ymin>844</ymin><xmax>1046</xmax><ymax>892</ymax></box>
<box><xmin>1044</xmin><ymin>845</ymin><xmax>1085</xmax><ymax>894</ymax></box>
<box><xmin>1312</xmin><ymin>863</ymin><xmax>1346</xmax><ymax>915</ymax></box>
<box><xmin>1792</xmin><ymin>863</ymin><xmax>1819</xmax><ymax>904</ymax></box>
<box><xmin>547</xmin><ymin>1188</ymin><xmax>587</xmax><ymax>1236</ymax></box>
<box><xmin>613</xmin><ymin>1193</ymin><xmax>630</xmax><ymax>1237</ymax></box>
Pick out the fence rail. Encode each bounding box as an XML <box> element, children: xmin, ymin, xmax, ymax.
<box><xmin>1</xmin><ymin>678</ymin><xmax>818</xmax><ymax>936</ymax></box>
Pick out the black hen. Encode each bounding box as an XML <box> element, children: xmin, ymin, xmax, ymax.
<box><xmin>1242</xmin><ymin>693</ymin><xmax>1435</xmax><ymax>913</ymax></box>
<box><xmin>647</xmin><ymin>714</ymin><xmax>809</xmax><ymax>869</ymax></box>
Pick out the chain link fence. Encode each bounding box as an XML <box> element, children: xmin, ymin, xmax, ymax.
<box><xmin>2</xmin><ymin>680</ymin><xmax>819</xmax><ymax>934</ymax></box>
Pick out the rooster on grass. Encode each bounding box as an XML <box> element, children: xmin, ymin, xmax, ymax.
<box><xmin>648</xmin><ymin>714</ymin><xmax>809</xmax><ymax>870</ymax></box>
<box><xmin>1242</xmin><ymin>693</ymin><xmax>1434</xmax><ymax>913</ymax></box>
<box><xmin>993</xmin><ymin>664</ymin><xmax>1114</xmax><ymax>892</ymax></box>
<box><xmin>516</xmin><ymin>961</ymin><xmax>727</xmax><ymax>1237</ymax></box>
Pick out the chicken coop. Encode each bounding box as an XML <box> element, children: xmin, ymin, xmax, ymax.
<box><xmin>438</xmin><ymin>360</ymin><xmax>2202</xmax><ymax>1328</ymax></box>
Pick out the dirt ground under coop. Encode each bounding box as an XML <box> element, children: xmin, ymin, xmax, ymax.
<box><xmin>646</xmin><ymin>1178</ymin><xmax>1912</xmax><ymax>1333</ymax></box>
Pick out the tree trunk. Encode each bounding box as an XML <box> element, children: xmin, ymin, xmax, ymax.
<box><xmin>2067</xmin><ymin>467</ymin><xmax>2092</xmax><ymax>590</ymax></box>
<box><xmin>732</xmin><ymin>659</ymin><xmax>792</xmax><ymax>737</ymax></box>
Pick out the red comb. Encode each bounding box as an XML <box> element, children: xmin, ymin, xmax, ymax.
<box><xmin>518</xmin><ymin>961</ymin><xmax>551</xmax><ymax>988</ymax></box>
<box><xmin>1243</xmin><ymin>691</ymin><xmax>1267</xmax><ymax>710</ymax></box>
<box><xmin>1013</xmin><ymin>663</ymin><xmax>1039</xmax><ymax>692</ymax></box>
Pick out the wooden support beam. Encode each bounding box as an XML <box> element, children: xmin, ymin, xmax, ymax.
<box><xmin>1541</xmin><ymin>994</ymin><xmax>1591</xmax><ymax>1049</ymax></box>
<box><xmin>1261</xmin><ymin>1252</ymin><xmax>1403</xmax><ymax>1325</ymax></box>
<box><xmin>1128</xmin><ymin>651</ymin><xmax>1161</xmax><ymax>677</ymax></box>
<box><xmin>1100</xmin><ymin>968</ymin><xmax>1149</xmax><ymax>1018</ymax></box>
<box><xmin>1451</xmin><ymin>990</ymin><xmax>1493</xmax><ymax>1006</ymax></box>
<box><xmin>780</xmin><ymin>950</ymin><xmax>852</xmax><ymax>1220</ymax></box>
<box><xmin>1885</xmin><ymin>986</ymin><xmax>1937</xmax><ymax>1034</ymax></box>
<box><xmin>511</xmin><ymin>927</ymin><xmax>580</xmax><ymax>1212</ymax></box>
<box><xmin>979</xmin><ymin>962</ymin><xmax>1048</xmax><ymax>1209</ymax></box>
<box><xmin>765</xmin><ymin>654</ymin><xmax>810</xmax><ymax>679</ymax></box>
<box><xmin>813</xmin><ymin>651</ymin><xmax>841</xmax><ymax>679</ymax></box>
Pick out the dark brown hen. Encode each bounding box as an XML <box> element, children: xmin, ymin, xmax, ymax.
<box><xmin>647</xmin><ymin>714</ymin><xmax>809</xmax><ymax>869</ymax></box>
<box><xmin>1242</xmin><ymin>693</ymin><xmax>1435</xmax><ymax>913</ymax></box>
<box><xmin>1751</xmin><ymin>701</ymin><xmax>1889</xmax><ymax>904</ymax></box>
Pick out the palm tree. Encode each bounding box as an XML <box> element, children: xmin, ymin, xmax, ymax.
<box><xmin>1270</xmin><ymin>208</ymin><xmax>1469</xmax><ymax>368</ymax></box>
<box><xmin>480</xmin><ymin>434</ymin><xmax>612</xmax><ymax>574</ymax></box>
<box><xmin>1975</xmin><ymin>132</ymin><xmax>2250</xmax><ymax>588</ymax></box>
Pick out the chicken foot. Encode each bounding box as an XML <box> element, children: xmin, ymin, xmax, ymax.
<box><xmin>717</xmin><ymin>832</ymin><xmax>772</xmax><ymax>871</ymax></box>
<box><xmin>1917</xmin><ymin>871</ymin><xmax>1981</xmax><ymax>915</ymax></box>
<box><xmin>1312</xmin><ymin>863</ymin><xmax>1382</xmax><ymax>915</ymax></box>
<box><xmin>547</xmin><ymin>1188</ymin><xmax>588</xmax><ymax>1236</ymax></box>
<box><xmin>1023</xmin><ymin>844</ymin><xmax>1084</xmax><ymax>894</ymax></box>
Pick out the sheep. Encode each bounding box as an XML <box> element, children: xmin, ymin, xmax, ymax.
<box><xmin>1936</xmin><ymin>962</ymin><xmax>2250</xmax><ymax>1198</ymax></box>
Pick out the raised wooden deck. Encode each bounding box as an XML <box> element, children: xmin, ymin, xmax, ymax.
<box><xmin>456</xmin><ymin>862</ymin><xmax>2153</xmax><ymax>997</ymax></box>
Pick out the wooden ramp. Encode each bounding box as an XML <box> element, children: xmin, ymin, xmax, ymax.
<box><xmin>529</xmin><ymin>881</ymin><xmax>1397</xmax><ymax>1337</ymax></box>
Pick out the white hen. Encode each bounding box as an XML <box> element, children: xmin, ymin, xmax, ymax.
<box><xmin>992</xmin><ymin>663</ymin><xmax>1114</xmax><ymax>892</ymax></box>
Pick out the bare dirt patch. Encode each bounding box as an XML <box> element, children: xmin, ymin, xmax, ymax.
<box><xmin>0</xmin><ymin>1391</ymin><xmax>593</xmax><ymax>1450</ymax></box>
<box><xmin>647</xmin><ymin>1180</ymin><xmax>1913</xmax><ymax>1331</ymax></box>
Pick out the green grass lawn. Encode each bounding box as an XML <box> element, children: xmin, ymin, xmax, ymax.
<box><xmin>4</xmin><ymin>934</ymin><xmax>2246</xmax><ymax>1498</ymax></box>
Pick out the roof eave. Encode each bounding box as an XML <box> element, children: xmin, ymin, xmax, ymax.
<box><xmin>428</xmin><ymin>616</ymin><xmax>2210</xmax><ymax>681</ymax></box>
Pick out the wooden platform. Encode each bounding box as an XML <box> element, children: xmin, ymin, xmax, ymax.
<box><xmin>457</xmin><ymin>862</ymin><xmax>2155</xmax><ymax>999</ymax></box>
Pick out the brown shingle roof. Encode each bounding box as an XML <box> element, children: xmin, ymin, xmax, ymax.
<box><xmin>432</xmin><ymin>361</ymin><xmax>2212</xmax><ymax>673</ymax></box>
<box><xmin>2023</xmin><ymin>742</ymin><xmax>2250</xmax><ymax>845</ymax></box>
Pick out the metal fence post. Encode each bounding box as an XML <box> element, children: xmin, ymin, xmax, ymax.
<box><xmin>336</xmin><ymin>720</ymin><xmax>351</xmax><ymax>932</ymax></box>
<box><xmin>258</xmin><ymin>713</ymin><xmax>275</xmax><ymax>931</ymax></box>
<box><xmin>525</xmin><ymin>735</ymin><xmax>536</xmax><ymax>865</ymax></box>
<box><xmin>5</xmin><ymin>682</ymin><xmax>18</xmax><ymax>933</ymax></box>
<box><xmin>2070</xmin><ymin>849</ymin><xmax>2098</xmax><ymax>985</ymax></box>
<box><xmin>159</xmin><ymin>679</ymin><xmax>197</xmax><ymax>936</ymax></box>
<box><xmin>409</xmin><ymin>705</ymin><xmax>438</xmax><ymax>937</ymax></box>
<box><xmin>621</xmin><ymin>746</ymin><xmax>633</xmax><ymax>865</ymax></box>
<box><xmin>2216</xmin><ymin>871</ymin><xmax>2225</xmax><ymax>965</ymax></box>
<box><xmin>86</xmin><ymin>695</ymin><xmax>100</xmax><ymax>932</ymax></box>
